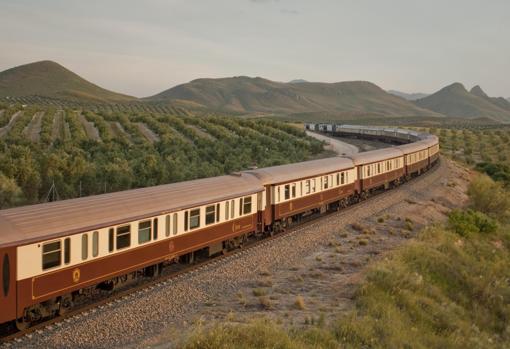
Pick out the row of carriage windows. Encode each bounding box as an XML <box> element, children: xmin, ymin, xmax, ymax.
<box><xmin>365</xmin><ymin>159</ymin><xmax>401</xmax><ymax>178</ymax></box>
<box><xmin>279</xmin><ymin>172</ymin><xmax>350</xmax><ymax>202</ymax></box>
<box><xmin>41</xmin><ymin>196</ymin><xmax>253</xmax><ymax>271</ymax></box>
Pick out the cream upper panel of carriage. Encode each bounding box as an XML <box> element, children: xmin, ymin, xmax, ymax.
<box><xmin>429</xmin><ymin>144</ymin><xmax>440</xmax><ymax>155</ymax></box>
<box><xmin>272</xmin><ymin>168</ymin><xmax>357</xmax><ymax>205</ymax></box>
<box><xmin>406</xmin><ymin>149</ymin><xmax>429</xmax><ymax>165</ymax></box>
<box><xmin>16</xmin><ymin>193</ymin><xmax>260</xmax><ymax>280</ymax></box>
<box><xmin>361</xmin><ymin>157</ymin><xmax>404</xmax><ymax>179</ymax></box>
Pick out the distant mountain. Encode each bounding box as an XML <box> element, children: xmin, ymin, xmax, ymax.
<box><xmin>0</xmin><ymin>61</ymin><xmax>136</xmax><ymax>103</ymax></box>
<box><xmin>388</xmin><ymin>90</ymin><xmax>429</xmax><ymax>101</ymax></box>
<box><xmin>147</xmin><ymin>76</ymin><xmax>441</xmax><ymax>118</ymax></box>
<box><xmin>470</xmin><ymin>85</ymin><xmax>510</xmax><ymax>112</ymax></box>
<box><xmin>289</xmin><ymin>79</ymin><xmax>308</xmax><ymax>84</ymax></box>
<box><xmin>415</xmin><ymin>83</ymin><xmax>510</xmax><ymax>122</ymax></box>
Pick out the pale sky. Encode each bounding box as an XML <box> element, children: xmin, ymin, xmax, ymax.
<box><xmin>1</xmin><ymin>0</ymin><xmax>509</xmax><ymax>98</ymax></box>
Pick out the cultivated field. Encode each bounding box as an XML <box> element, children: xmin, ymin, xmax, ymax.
<box><xmin>0</xmin><ymin>103</ymin><xmax>323</xmax><ymax>208</ymax></box>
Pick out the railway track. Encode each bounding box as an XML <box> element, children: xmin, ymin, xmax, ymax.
<box><xmin>1</xmin><ymin>159</ymin><xmax>443</xmax><ymax>346</ymax></box>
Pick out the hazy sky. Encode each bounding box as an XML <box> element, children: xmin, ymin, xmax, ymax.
<box><xmin>1</xmin><ymin>0</ymin><xmax>509</xmax><ymax>98</ymax></box>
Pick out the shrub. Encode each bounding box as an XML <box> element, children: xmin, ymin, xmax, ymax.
<box><xmin>448</xmin><ymin>209</ymin><xmax>498</xmax><ymax>237</ymax></box>
<box><xmin>467</xmin><ymin>175</ymin><xmax>510</xmax><ymax>221</ymax></box>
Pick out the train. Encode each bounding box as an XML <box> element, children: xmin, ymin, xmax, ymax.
<box><xmin>0</xmin><ymin>125</ymin><xmax>439</xmax><ymax>330</ymax></box>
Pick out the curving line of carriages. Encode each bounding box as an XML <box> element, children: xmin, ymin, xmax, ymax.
<box><xmin>0</xmin><ymin>124</ymin><xmax>439</xmax><ymax>331</ymax></box>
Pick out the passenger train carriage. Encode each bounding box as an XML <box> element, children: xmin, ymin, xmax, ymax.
<box><xmin>0</xmin><ymin>125</ymin><xmax>439</xmax><ymax>330</ymax></box>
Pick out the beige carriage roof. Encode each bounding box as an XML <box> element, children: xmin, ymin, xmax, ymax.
<box><xmin>347</xmin><ymin>147</ymin><xmax>404</xmax><ymax>165</ymax></box>
<box><xmin>0</xmin><ymin>174</ymin><xmax>264</xmax><ymax>248</ymax></box>
<box><xmin>396</xmin><ymin>140</ymin><xmax>430</xmax><ymax>154</ymax></box>
<box><xmin>244</xmin><ymin>157</ymin><xmax>354</xmax><ymax>184</ymax></box>
<box><xmin>419</xmin><ymin>135</ymin><xmax>439</xmax><ymax>147</ymax></box>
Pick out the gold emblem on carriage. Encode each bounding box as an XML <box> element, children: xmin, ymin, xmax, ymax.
<box><xmin>72</xmin><ymin>268</ymin><xmax>81</xmax><ymax>283</ymax></box>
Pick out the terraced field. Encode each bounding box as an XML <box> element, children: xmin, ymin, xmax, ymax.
<box><xmin>0</xmin><ymin>104</ymin><xmax>323</xmax><ymax>208</ymax></box>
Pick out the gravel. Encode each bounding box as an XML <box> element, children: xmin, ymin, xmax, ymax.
<box><xmin>5</xmin><ymin>158</ymin><xmax>467</xmax><ymax>349</ymax></box>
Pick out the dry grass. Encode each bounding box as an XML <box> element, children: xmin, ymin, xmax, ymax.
<box><xmin>294</xmin><ymin>296</ymin><xmax>306</xmax><ymax>310</ymax></box>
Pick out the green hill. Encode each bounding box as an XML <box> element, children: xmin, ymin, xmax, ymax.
<box><xmin>470</xmin><ymin>85</ymin><xmax>510</xmax><ymax>112</ymax></box>
<box><xmin>0</xmin><ymin>60</ymin><xmax>136</xmax><ymax>103</ymax></box>
<box><xmin>146</xmin><ymin>76</ymin><xmax>442</xmax><ymax>119</ymax></box>
<box><xmin>415</xmin><ymin>83</ymin><xmax>510</xmax><ymax>123</ymax></box>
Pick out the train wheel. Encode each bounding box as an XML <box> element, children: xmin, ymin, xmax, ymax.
<box><xmin>58</xmin><ymin>294</ymin><xmax>74</xmax><ymax>316</ymax></box>
<box><xmin>16</xmin><ymin>317</ymin><xmax>31</xmax><ymax>331</ymax></box>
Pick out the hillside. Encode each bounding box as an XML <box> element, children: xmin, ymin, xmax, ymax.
<box><xmin>388</xmin><ymin>90</ymin><xmax>429</xmax><ymax>100</ymax></box>
<box><xmin>147</xmin><ymin>76</ymin><xmax>442</xmax><ymax>118</ymax></box>
<box><xmin>415</xmin><ymin>83</ymin><xmax>510</xmax><ymax>123</ymax></box>
<box><xmin>0</xmin><ymin>61</ymin><xmax>136</xmax><ymax>103</ymax></box>
<box><xmin>470</xmin><ymin>85</ymin><xmax>510</xmax><ymax>112</ymax></box>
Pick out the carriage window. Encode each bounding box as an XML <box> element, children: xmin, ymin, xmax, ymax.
<box><xmin>377</xmin><ymin>163</ymin><xmax>381</xmax><ymax>174</ymax></box>
<box><xmin>165</xmin><ymin>215</ymin><xmax>170</xmax><ymax>237</ymax></box>
<box><xmin>216</xmin><ymin>204</ymin><xmax>220</xmax><ymax>221</ymax></box>
<box><xmin>311</xmin><ymin>179</ymin><xmax>316</xmax><ymax>192</ymax></box>
<box><xmin>116</xmin><ymin>225</ymin><xmax>131</xmax><ymax>250</ymax></box>
<box><xmin>291</xmin><ymin>184</ymin><xmax>296</xmax><ymax>198</ymax></box>
<box><xmin>81</xmin><ymin>234</ymin><xmax>88</xmax><ymax>261</ymax></box>
<box><xmin>93</xmin><ymin>231</ymin><xmax>99</xmax><ymax>257</ymax></box>
<box><xmin>324</xmin><ymin>176</ymin><xmax>329</xmax><ymax>189</ymax></box>
<box><xmin>190</xmin><ymin>209</ymin><xmax>200</xmax><ymax>229</ymax></box>
<box><xmin>109</xmin><ymin>228</ymin><xmax>114</xmax><ymax>252</ymax></box>
<box><xmin>277</xmin><ymin>187</ymin><xmax>281</xmax><ymax>202</ymax></box>
<box><xmin>243</xmin><ymin>196</ymin><xmax>252</xmax><ymax>215</ymax></box>
<box><xmin>184</xmin><ymin>211</ymin><xmax>188</xmax><ymax>231</ymax></box>
<box><xmin>42</xmin><ymin>241</ymin><xmax>61</xmax><ymax>270</ymax></box>
<box><xmin>173</xmin><ymin>213</ymin><xmax>178</xmax><ymax>235</ymax></box>
<box><xmin>138</xmin><ymin>220</ymin><xmax>152</xmax><ymax>244</ymax></box>
<box><xmin>231</xmin><ymin>200</ymin><xmax>235</xmax><ymax>218</ymax></box>
<box><xmin>225</xmin><ymin>201</ymin><xmax>230</xmax><ymax>220</ymax></box>
<box><xmin>206</xmin><ymin>205</ymin><xmax>216</xmax><ymax>225</ymax></box>
<box><xmin>305</xmin><ymin>180</ymin><xmax>310</xmax><ymax>194</ymax></box>
<box><xmin>284</xmin><ymin>185</ymin><xmax>290</xmax><ymax>200</ymax></box>
<box><xmin>336</xmin><ymin>173</ymin><xmax>340</xmax><ymax>186</ymax></box>
<box><xmin>64</xmin><ymin>238</ymin><xmax>71</xmax><ymax>264</ymax></box>
<box><xmin>341</xmin><ymin>172</ymin><xmax>345</xmax><ymax>185</ymax></box>
<box><xmin>153</xmin><ymin>218</ymin><xmax>158</xmax><ymax>240</ymax></box>
<box><xmin>367</xmin><ymin>166</ymin><xmax>371</xmax><ymax>177</ymax></box>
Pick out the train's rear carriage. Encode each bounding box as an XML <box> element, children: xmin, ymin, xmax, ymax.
<box><xmin>0</xmin><ymin>173</ymin><xmax>265</xmax><ymax>328</ymax></box>
<box><xmin>245</xmin><ymin>157</ymin><xmax>356</xmax><ymax>230</ymax></box>
<box><xmin>0</xmin><ymin>242</ymin><xmax>16</xmax><ymax>325</ymax></box>
<box><xmin>348</xmin><ymin>148</ymin><xmax>405</xmax><ymax>194</ymax></box>
<box><xmin>397</xmin><ymin>140</ymin><xmax>430</xmax><ymax>177</ymax></box>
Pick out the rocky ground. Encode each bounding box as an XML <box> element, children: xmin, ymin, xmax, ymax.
<box><xmin>4</xmin><ymin>157</ymin><xmax>470</xmax><ymax>349</ymax></box>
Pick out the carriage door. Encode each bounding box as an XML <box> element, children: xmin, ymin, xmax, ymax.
<box><xmin>0</xmin><ymin>247</ymin><xmax>17</xmax><ymax>324</ymax></box>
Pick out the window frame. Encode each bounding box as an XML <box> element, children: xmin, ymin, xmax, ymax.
<box><xmin>42</xmin><ymin>240</ymin><xmax>62</xmax><ymax>271</ymax></box>
<box><xmin>81</xmin><ymin>234</ymin><xmax>88</xmax><ymax>261</ymax></box>
<box><xmin>243</xmin><ymin>196</ymin><xmax>252</xmax><ymax>215</ymax></box>
<box><xmin>92</xmin><ymin>231</ymin><xmax>99</xmax><ymax>257</ymax></box>
<box><xmin>206</xmin><ymin>205</ymin><xmax>216</xmax><ymax>225</ymax></box>
<box><xmin>116</xmin><ymin>225</ymin><xmax>131</xmax><ymax>250</ymax></box>
<box><xmin>189</xmin><ymin>208</ymin><xmax>200</xmax><ymax>230</ymax></box>
<box><xmin>64</xmin><ymin>238</ymin><xmax>71</xmax><ymax>265</ymax></box>
<box><xmin>138</xmin><ymin>220</ymin><xmax>152</xmax><ymax>245</ymax></box>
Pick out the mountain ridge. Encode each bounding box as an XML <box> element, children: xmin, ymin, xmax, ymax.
<box><xmin>0</xmin><ymin>60</ymin><xmax>136</xmax><ymax>103</ymax></box>
<box><xmin>388</xmin><ymin>90</ymin><xmax>429</xmax><ymax>101</ymax></box>
<box><xmin>415</xmin><ymin>83</ymin><xmax>510</xmax><ymax>122</ymax></box>
<box><xmin>147</xmin><ymin>76</ymin><xmax>441</xmax><ymax>118</ymax></box>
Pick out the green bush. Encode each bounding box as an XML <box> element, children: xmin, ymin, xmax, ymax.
<box><xmin>448</xmin><ymin>209</ymin><xmax>498</xmax><ymax>236</ymax></box>
<box><xmin>467</xmin><ymin>175</ymin><xmax>510</xmax><ymax>221</ymax></box>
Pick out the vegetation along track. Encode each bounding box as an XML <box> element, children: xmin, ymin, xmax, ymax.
<box><xmin>1</xmin><ymin>157</ymin><xmax>446</xmax><ymax>348</ymax></box>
